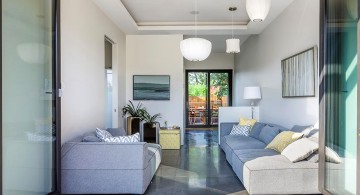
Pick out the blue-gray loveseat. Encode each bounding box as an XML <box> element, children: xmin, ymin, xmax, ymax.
<box><xmin>61</xmin><ymin>128</ymin><xmax>161</xmax><ymax>194</ymax></box>
<box><xmin>220</xmin><ymin>122</ymin><xmax>321</xmax><ymax>195</ymax></box>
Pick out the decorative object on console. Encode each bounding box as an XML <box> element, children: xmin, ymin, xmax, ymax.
<box><xmin>133</xmin><ymin>75</ymin><xmax>170</xmax><ymax>100</ymax></box>
<box><xmin>243</xmin><ymin>86</ymin><xmax>262</xmax><ymax>119</ymax></box>
<box><xmin>180</xmin><ymin>0</ymin><xmax>212</xmax><ymax>61</ymax></box>
<box><xmin>230</xmin><ymin>125</ymin><xmax>250</xmax><ymax>136</ymax></box>
<box><xmin>281</xmin><ymin>47</ymin><xmax>316</xmax><ymax>97</ymax></box>
<box><xmin>266</xmin><ymin>131</ymin><xmax>304</xmax><ymax>153</ymax></box>
<box><xmin>246</xmin><ymin>0</ymin><xmax>271</xmax><ymax>22</ymax></box>
<box><xmin>226</xmin><ymin>7</ymin><xmax>240</xmax><ymax>54</ymax></box>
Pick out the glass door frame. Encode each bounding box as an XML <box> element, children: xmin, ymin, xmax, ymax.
<box><xmin>319</xmin><ymin>0</ymin><xmax>360</xmax><ymax>194</ymax></box>
<box><xmin>0</xmin><ymin>0</ymin><xmax>62</xmax><ymax>194</ymax></box>
<box><xmin>185</xmin><ymin>69</ymin><xmax>233</xmax><ymax>128</ymax></box>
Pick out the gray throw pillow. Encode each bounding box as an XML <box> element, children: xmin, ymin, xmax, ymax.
<box><xmin>258</xmin><ymin>125</ymin><xmax>281</xmax><ymax>144</ymax></box>
<box><xmin>291</xmin><ymin>125</ymin><xmax>313</xmax><ymax>133</ymax></box>
<box><xmin>249</xmin><ymin>122</ymin><xmax>266</xmax><ymax>140</ymax></box>
<box><xmin>82</xmin><ymin>135</ymin><xmax>101</xmax><ymax>142</ymax></box>
<box><xmin>106</xmin><ymin>127</ymin><xmax>127</xmax><ymax>137</ymax></box>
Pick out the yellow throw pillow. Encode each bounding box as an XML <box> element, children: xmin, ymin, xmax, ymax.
<box><xmin>239</xmin><ymin>117</ymin><xmax>257</xmax><ymax>128</ymax></box>
<box><xmin>266</xmin><ymin>131</ymin><xmax>304</xmax><ymax>153</ymax></box>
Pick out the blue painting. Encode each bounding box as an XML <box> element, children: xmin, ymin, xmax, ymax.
<box><xmin>133</xmin><ymin>75</ymin><xmax>170</xmax><ymax>100</ymax></box>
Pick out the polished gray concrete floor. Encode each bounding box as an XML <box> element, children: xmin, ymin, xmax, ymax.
<box><xmin>145</xmin><ymin>130</ymin><xmax>246</xmax><ymax>195</ymax></box>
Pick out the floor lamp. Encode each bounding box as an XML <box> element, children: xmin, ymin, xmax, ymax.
<box><xmin>243</xmin><ymin>87</ymin><xmax>262</xmax><ymax>119</ymax></box>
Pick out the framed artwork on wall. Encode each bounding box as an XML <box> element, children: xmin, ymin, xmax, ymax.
<box><xmin>133</xmin><ymin>75</ymin><xmax>170</xmax><ymax>100</ymax></box>
<box><xmin>281</xmin><ymin>47</ymin><xmax>316</xmax><ymax>98</ymax></box>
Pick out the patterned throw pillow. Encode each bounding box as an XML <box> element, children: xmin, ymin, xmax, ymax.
<box><xmin>230</xmin><ymin>125</ymin><xmax>251</xmax><ymax>136</ymax></box>
<box><xmin>95</xmin><ymin>128</ymin><xmax>113</xmax><ymax>142</ymax></box>
<box><xmin>239</xmin><ymin>117</ymin><xmax>257</xmax><ymax>128</ymax></box>
<box><xmin>266</xmin><ymin>131</ymin><xmax>304</xmax><ymax>153</ymax></box>
<box><xmin>107</xmin><ymin>133</ymin><xmax>140</xmax><ymax>143</ymax></box>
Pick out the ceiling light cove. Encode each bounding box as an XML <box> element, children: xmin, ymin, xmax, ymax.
<box><xmin>93</xmin><ymin>0</ymin><xmax>295</xmax><ymax>35</ymax></box>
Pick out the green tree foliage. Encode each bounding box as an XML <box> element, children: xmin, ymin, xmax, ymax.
<box><xmin>188</xmin><ymin>72</ymin><xmax>229</xmax><ymax>99</ymax></box>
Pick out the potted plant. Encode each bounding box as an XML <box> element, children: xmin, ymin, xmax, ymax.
<box><xmin>122</xmin><ymin>100</ymin><xmax>145</xmax><ymax>135</ymax></box>
<box><xmin>140</xmin><ymin>110</ymin><xmax>161</xmax><ymax>143</ymax></box>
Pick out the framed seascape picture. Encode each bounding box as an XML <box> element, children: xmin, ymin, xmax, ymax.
<box><xmin>281</xmin><ymin>47</ymin><xmax>316</xmax><ymax>98</ymax></box>
<box><xmin>133</xmin><ymin>75</ymin><xmax>170</xmax><ymax>100</ymax></box>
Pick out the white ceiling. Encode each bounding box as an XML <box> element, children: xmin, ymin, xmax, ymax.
<box><xmin>92</xmin><ymin>0</ymin><xmax>294</xmax><ymax>51</ymax></box>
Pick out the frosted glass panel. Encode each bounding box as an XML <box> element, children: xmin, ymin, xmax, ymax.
<box><xmin>2</xmin><ymin>0</ymin><xmax>56</xmax><ymax>194</ymax></box>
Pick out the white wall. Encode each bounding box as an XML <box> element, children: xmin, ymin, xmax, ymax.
<box><xmin>185</xmin><ymin>53</ymin><xmax>234</xmax><ymax>70</ymax></box>
<box><xmin>234</xmin><ymin>0</ymin><xmax>319</xmax><ymax>128</ymax></box>
<box><xmin>126</xmin><ymin>35</ymin><xmax>185</xmax><ymax>144</ymax></box>
<box><xmin>61</xmin><ymin>0</ymin><xmax>126</xmax><ymax>144</ymax></box>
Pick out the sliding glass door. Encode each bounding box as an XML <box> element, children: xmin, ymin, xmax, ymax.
<box><xmin>1</xmin><ymin>0</ymin><xmax>60</xmax><ymax>194</ymax></box>
<box><xmin>320</xmin><ymin>0</ymin><xmax>358</xmax><ymax>194</ymax></box>
<box><xmin>186</xmin><ymin>70</ymin><xmax>232</xmax><ymax>128</ymax></box>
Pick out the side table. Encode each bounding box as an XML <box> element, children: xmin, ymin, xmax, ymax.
<box><xmin>159</xmin><ymin>128</ymin><xmax>181</xmax><ymax>149</ymax></box>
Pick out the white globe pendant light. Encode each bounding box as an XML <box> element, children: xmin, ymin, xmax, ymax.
<box><xmin>226</xmin><ymin>7</ymin><xmax>240</xmax><ymax>54</ymax></box>
<box><xmin>226</xmin><ymin>39</ymin><xmax>240</xmax><ymax>53</ymax></box>
<box><xmin>181</xmin><ymin>38</ymin><xmax>212</xmax><ymax>61</ymax></box>
<box><xmin>246</xmin><ymin>0</ymin><xmax>271</xmax><ymax>22</ymax></box>
<box><xmin>180</xmin><ymin>0</ymin><xmax>212</xmax><ymax>61</ymax></box>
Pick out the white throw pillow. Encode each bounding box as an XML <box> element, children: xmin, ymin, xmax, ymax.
<box><xmin>230</xmin><ymin>125</ymin><xmax>250</xmax><ymax>136</ymax></box>
<box><xmin>95</xmin><ymin>128</ymin><xmax>113</xmax><ymax>141</ymax></box>
<box><xmin>106</xmin><ymin>133</ymin><xmax>140</xmax><ymax>143</ymax></box>
<box><xmin>281</xmin><ymin>138</ymin><xmax>318</xmax><ymax>162</ymax></box>
<box><xmin>325</xmin><ymin>147</ymin><xmax>342</xmax><ymax>164</ymax></box>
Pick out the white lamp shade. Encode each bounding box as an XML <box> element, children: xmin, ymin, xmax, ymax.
<box><xmin>180</xmin><ymin>38</ymin><xmax>212</xmax><ymax>61</ymax></box>
<box><xmin>246</xmin><ymin>0</ymin><xmax>271</xmax><ymax>22</ymax></box>
<box><xmin>243</xmin><ymin>87</ymin><xmax>262</xmax><ymax>100</ymax></box>
<box><xmin>226</xmin><ymin>39</ymin><xmax>240</xmax><ymax>53</ymax></box>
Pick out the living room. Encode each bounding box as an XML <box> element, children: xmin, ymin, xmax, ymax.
<box><xmin>1</xmin><ymin>0</ymin><xmax>358</xmax><ymax>194</ymax></box>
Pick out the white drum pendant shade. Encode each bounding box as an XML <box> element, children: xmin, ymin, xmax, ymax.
<box><xmin>226</xmin><ymin>39</ymin><xmax>240</xmax><ymax>53</ymax></box>
<box><xmin>180</xmin><ymin>38</ymin><xmax>212</xmax><ymax>61</ymax></box>
<box><xmin>246</xmin><ymin>0</ymin><xmax>271</xmax><ymax>22</ymax></box>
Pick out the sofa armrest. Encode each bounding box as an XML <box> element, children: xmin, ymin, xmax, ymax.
<box><xmin>61</xmin><ymin>142</ymin><xmax>148</xmax><ymax>170</ymax></box>
<box><xmin>220</xmin><ymin>122</ymin><xmax>238</xmax><ymax>138</ymax></box>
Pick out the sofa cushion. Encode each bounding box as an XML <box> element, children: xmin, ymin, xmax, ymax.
<box><xmin>242</xmin><ymin>155</ymin><xmax>320</xmax><ymax>194</ymax></box>
<box><xmin>290</xmin><ymin>125</ymin><xmax>313</xmax><ymax>133</ymax></box>
<box><xmin>146</xmin><ymin>143</ymin><xmax>162</xmax><ymax>170</ymax></box>
<box><xmin>231</xmin><ymin>149</ymin><xmax>278</xmax><ymax>183</ymax></box>
<box><xmin>230</xmin><ymin>125</ymin><xmax>251</xmax><ymax>136</ymax></box>
<box><xmin>106</xmin><ymin>127</ymin><xmax>127</xmax><ymax>136</ymax></box>
<box><xmin>222</xmin><ymin>135</ymin><xmax>266</xmax><ymax>165</ymax></box>
<box><xmin>82</xmin><ymin>135</ymin><xmax>101</xmax><ymax>142</ymax></box>
<box><xmin>224</xmin><ymin>135</ymin><xmax>266</xmax><ymax>151</ymax></box>
<box><xmin>266</xmin><ymin>131</ymin><xmax>303</xmax><ymax>153</ymax></box>
<box><xmin>249</xmin><ymin>122</ymin><xmax>267</xmax><ymax>140</ymax></box>
<box><xmin>259</xmin><ymin>125</ymin><xmax>281</xmax><ymax>145</ymax></box>
<box><xmin>282</xmin><ymin>138</ymin><xmax>318</xmax><ymax>162</ymax></box>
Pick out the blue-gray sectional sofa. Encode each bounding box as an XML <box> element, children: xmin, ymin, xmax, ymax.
<box><xmin>61</xmin><ymin>128</ymin><xmax>161</xmax><ymax>194</ymax></box>
<box><xmin>220</xmin><ymin>122</ymin><xmax>321</xmax><ymax>195</ymax></box>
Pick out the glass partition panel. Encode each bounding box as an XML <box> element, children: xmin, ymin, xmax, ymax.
<box><xmin>323</xmin><ymin>0</ymin><xmax>358</xmax><ymax>194</ymax></box>
<box><xmin>2</xmin><ymin>0</ymin><xmax>56</xmax><ymax>194</ymax></box>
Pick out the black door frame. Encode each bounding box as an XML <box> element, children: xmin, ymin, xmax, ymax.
<box><xmin>0</xmin><ymin>0</ymin><xmax>61</xmax><ymax>194</ymax></box>
<box><xmin>185</xmin><ymin>69</ymin><xmax>233</xmax><ymax>128</ymax></box>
